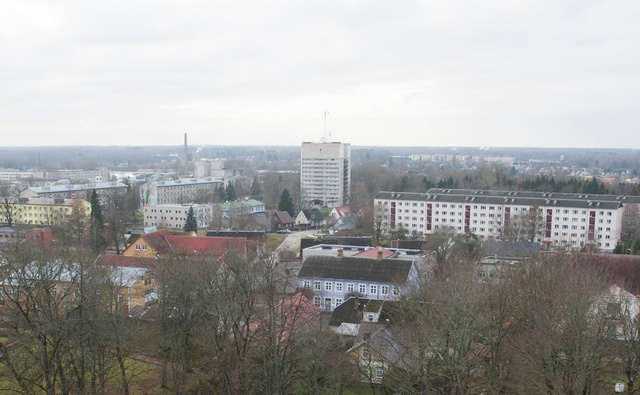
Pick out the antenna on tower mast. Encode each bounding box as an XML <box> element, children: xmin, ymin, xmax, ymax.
<box><xmin>322</xmin><ymin>109</ymin><xmax>329</xmax><ymax>142</ymax></box>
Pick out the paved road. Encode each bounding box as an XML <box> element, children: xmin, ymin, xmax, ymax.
<box><xmin>275</xmin><ymin>229</ymin><xmax>318</xmax><ymax>258</ymax></box>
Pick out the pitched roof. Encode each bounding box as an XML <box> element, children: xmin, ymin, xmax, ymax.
<box><xmin>347</xmin><ymin>328</ymin><xmax>410</xmax><ymax>369</ymax></box>
<box><xmin>109</xmin><ymin>266</ymin><xmax>149</xmax><ymax>288</ymax></box>
<box><xmin>482</xmin><ymin>240</ymin><xmax>541</xmax><ymax>258</ymax></box>
<box><xmin>138</xmin><ymin>229</ymin><xmax>173</xmax><ymax>255</ymax></box>
<box><xmin>298</xmin><ymin>256</ymin><xmax>413</xmax><ymax>284</ymax></box>
<box><xmin>333</xmin><ymin>206</ymin><xmax>351</xmax><ymax>217</ymax></box>
<box><xmin>330</xmin><ymin>297</ymin><xmax>373</xmax><ymax>326</ymax></box>
<box><xmin>274</xmin><ymin>211</ymin><xmax>294</xmax><ymax>224</ymax></box>
<box><xmin>352</xmin><ymin>246</ymin><xmax>397</xmax><ymax>259</ymax></box>
<box><xmin>130</xmin><ymin>229</ymin><xmax>248</xmax><ymax>257</ymax></box>
<box><xmin>165</xmin><ymin>235</ymin><xmax>247</xmax><ymax>256</ymax></box>
<box><xmin>4</xmin><ymin>260</ymin><xmax>148</xmax><ymax>289</ymax></box>
<box><xmin>96</xmin><ymin>254</ymin><xmax>158</xmax><ymax>269</ymax></box>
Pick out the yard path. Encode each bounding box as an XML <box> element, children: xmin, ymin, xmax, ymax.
<box><xmin>274</xmin><ymin>230</ymin><xmax>318</xmax><ymax>259</ymax></box>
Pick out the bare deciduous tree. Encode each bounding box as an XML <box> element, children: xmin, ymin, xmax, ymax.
<box><xmin>0</xmin><ymin>182</ymin><xmax>21</xmax><ymax>227</ymax></box>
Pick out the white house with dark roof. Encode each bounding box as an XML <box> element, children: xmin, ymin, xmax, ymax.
<box><xmin>374</xmin><ymin>188</ymin><xmax>635</xmax><ymax>253</ymax></box>
<box><xmin>297</xmin><ymin>255</ymin><xmax>419</xmax><ymax>311</ymax></box>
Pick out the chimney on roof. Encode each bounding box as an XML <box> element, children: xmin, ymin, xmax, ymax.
<box><xmin>337</xmin><ymin>248</ymin><xmax>343</xmax><ymax>257</ymax></box>
<box><xmin>377</xmin><ymin>246</ymin><xmax>383</xmax><ymax>260</ymax></box>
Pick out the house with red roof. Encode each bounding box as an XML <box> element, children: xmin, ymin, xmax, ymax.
<box><xmin>329</xmin><ymin>206</ymin><xmax>351</xmax><ymax>220</ymax></box>
<box><xmin>96</xmin><ymin>254</ymin><xmax>159</xmax><ymax>269</ymax></box>
<box><xmin>121</xmin><ymin>229</ymin><xmax>253</xmax><ymax>260</ymax></box>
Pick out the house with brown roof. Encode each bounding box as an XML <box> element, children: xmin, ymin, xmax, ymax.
<box><xmin>272</xmin><ymin>211</ymin><xmax>294</xmax><ymax>231</ymax></box>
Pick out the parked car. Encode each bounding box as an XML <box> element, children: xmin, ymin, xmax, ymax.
<box><xmin>276</xmin><ymin>229</ymin><xmax>291</xmax><ymax>234</ymax></box>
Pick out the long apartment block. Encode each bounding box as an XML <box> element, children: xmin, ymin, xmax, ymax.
<box><xmin>374</xmin><ymin>189</ymin><xmax>640</xmax><ymax>253</ymax></box>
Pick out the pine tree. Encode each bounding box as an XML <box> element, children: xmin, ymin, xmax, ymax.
<box><xmin>184</xmin><ymin>206</ymin><xmax>198</xmax><ymax>233</ymax></box>
<box><xmin>225</xmin><ymin>181</ymin><xmax>237</xmax><ymax>202</ymax></box>
<box><xmin>215</xmin><ymin>184</ymin><xmax>226</xmax><ymax>202</ymax></box>
<box><xmin>278</xmin><ymin>188</ymin><xmax>295</xmax><ymax>217</ymax></box>
<box><xmin>89</xmin><ymin>189</ymin><xmax>106</xmax><ymax>253</ymax></box>
<box><xmin>250</xmin><ymin>175</ymin><xmax>261</xmax><ymax>199</ymax></box>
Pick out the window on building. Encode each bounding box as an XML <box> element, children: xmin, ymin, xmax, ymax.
<box><xmin>381</xmin><ymin>285</ymin><xmax>389</xmax><ymax>295</ymax></box>
<box><xmin>336</xmin><ymin>282</ymin><xmax>343</xmax><ymax>292</ymax></box>
<box><xmin>325</xmin><ymin>282</ymin><xmax>332</xmax><ymax>291</ymax></box>
<box><xmin>347</xmin><ymin>283</ymin><xmax>354</xmax><ymax>293</ymax></box>
<box><xmin>359</xmin><ymin>284</ymin><xmax>366</xmax><ymax>294</ymax></box>
<box><xmin>375</xmin><ymin>367</ymin><xmax>384</xmax><ymax>380</ymax></box>
<box><xmin>314</xmin><ymin>281</ymin><xmax>321</xmax><ymax>291</ymax></box>
<box><xmin>370</xmin><ymin>285</ymin><xmax>377</xmax><ymax>295</ymax></box>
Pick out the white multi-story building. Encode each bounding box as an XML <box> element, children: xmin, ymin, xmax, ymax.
<box><xmin>46</xmin><ymin>166</ymin><xmax>110</xmax><ymax>183</ymax></box>
<box><xmin>20</xmin><ymin>182</ymin><xmax>127</xmax><ymax>201</ymax></box>
<box><xmin>374</xmin><ymin>189</ymin><xmax>639</xmax><ymax>253</ymax></box>
<box><xmin>0</xmin><ymin>169</ymin><xmax>38</xmax><ymax>182</ymax></box>
<box><xmin>300</xmin><ymin>141</ymin><xmax>351</xmax><ymax>207</ymax></box>
<box><xmin>140</xmin><ymin>178</ymin><xmax>222</xmax><ymax>207</ymax></box>
<box><xmin>143</xmin><ymin>204</ymin><xmax>213</xmax><ymax>229</ymax></box>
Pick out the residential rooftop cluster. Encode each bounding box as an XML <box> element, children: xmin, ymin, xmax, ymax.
<box><xmin>1</xmin><ymin>144</ymin><xmax>640</xmax><ymax>392</ymax></box>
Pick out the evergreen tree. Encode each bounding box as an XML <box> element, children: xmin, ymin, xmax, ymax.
<box><xmin>184</xmin><ymin>206</ymin><xmax>198</xmax><ymax>233</ymax></box>
<box><xmin>215</xmin><ymin>183</ymin><xmax>226</xmax><ymax>202</ymax></box>
<box><xmin>89</xmin><ymin>189</ymin><xmax>106</xmax><ymax>253</ymax></box>
<box><xmin>250</xmin><ymin>175</ymin><xmax>262</xmax><ymax>199</ymax></box>
<box><xmin>278</xmin><ymin>188</ymin><xmax>295</xmax><ymax>217</ymax></box>
<box><xmin>225</xmin><ymin>181</ymin><xmax>237</xmax><ymax>202</ymax></box>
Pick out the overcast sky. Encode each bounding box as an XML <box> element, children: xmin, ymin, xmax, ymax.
<box><xmin>1</xmin><ymin>1</ymin><xmax>638</xmax><ymax>148</ymax></box>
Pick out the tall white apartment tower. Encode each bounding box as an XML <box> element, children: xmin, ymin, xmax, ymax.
<box><xmin>301</xmin><ymin>142</ymin><xmax>351</xmax><ymax>208</ymax></box>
